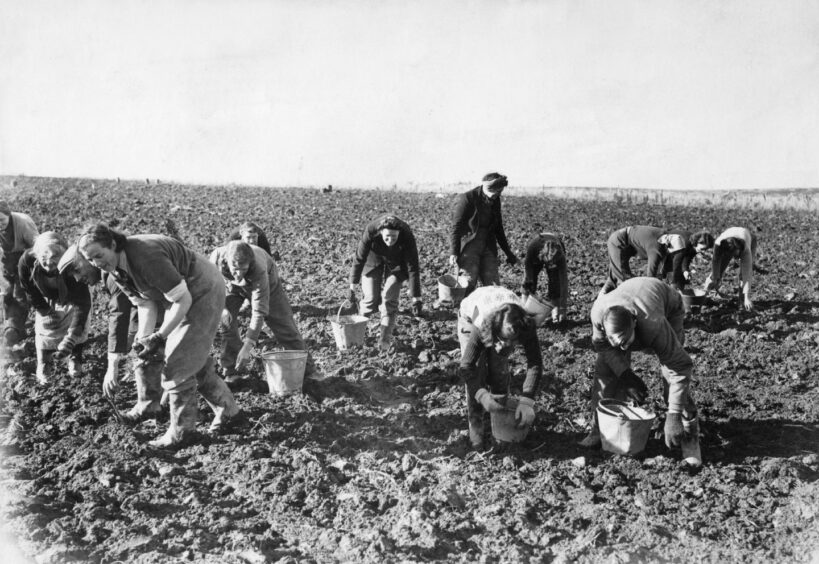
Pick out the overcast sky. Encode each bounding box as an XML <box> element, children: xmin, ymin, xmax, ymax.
<box><xmin>1</xmin><ymin>0</ymin><xmax>818</xmax><ymax>190</ymax></box>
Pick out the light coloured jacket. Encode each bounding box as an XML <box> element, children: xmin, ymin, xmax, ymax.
<box><xmin>459</xmin><ymin>286</ymin><xmax>523</xmax><ymax>330</ymax></box>
<box><xmin>708</xmin><ymin>227</ymin><xmax>755</xmax><ymax>296</ymax></box>
<box><xmin>590</xmin><ymin>277</ymin><xmax>692</xmax><ymax>412</ymax></box>
<box><xmin>3</xmin><ymin>212</ymin><xmax>39</xmax><ymax>253</ymax></box>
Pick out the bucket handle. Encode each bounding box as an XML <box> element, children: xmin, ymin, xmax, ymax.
<box><xmin>335</xmin><ymin>303</ymin><xmax>345</xmax><ymax>323</ymax></box>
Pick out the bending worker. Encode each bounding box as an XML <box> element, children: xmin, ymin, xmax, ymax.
<box><xmin>348</xmin><ymin>214</ymin><xmax>422</xmax><ymax>352</ymax></box>
<box><xmin>458</xmin><ymin>285</ymin><xmax>546</xmax><ymax>450</ymax></box>
<box><xmin>521</xmin><ymin>232</ymin><xmax>569</xmax><ymax>323</ymax></box>
<box><xmin>79</xmin><ymin>223</ymin><xmax>241</xmax><ymax>447</ymax></box>
<box><xmin>449</xmin><ymin>172</ymin><xmax>518</xmax><ymax>295</ymax></box>
<box><xmin>1</xmin><ymin>201</ymin><xmax>39</xmax><ymax>348</ymax></box>
<box><xmin>600</xmin><ymin>225</ymin><xmax>686</xmax><ymax>295</ymax></box>
<box><xmin>704</xmin><ymin>226</ymin><xmax>758</xmax><ymax>312</ymax></box>
<box><xmin>585</xmin><ymin>276</ymin><xmax>701</xmax><ymax>466</ymax></box>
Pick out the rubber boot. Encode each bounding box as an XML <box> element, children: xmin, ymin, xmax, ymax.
<box><xmin>36</xmin><ymin>348</ymin><xmax>55</xmax><ymax>385</ymax></box>
<box><xmin>377</xmin><ymin>316</ymin><xmax>395</xmax><ymax>352</ymax></box>
<box><xmin>196</xmin><ymin>357</ymin><xmax>240</xmax><ymax>434</ymax></box>
<box><xmin>468</xmin><ymin>418</ymin><xmax>484</xmax><ymax>449</ymax></box>
<box><xmin>122</xmin><ymin>359</ymin><xmax>163</xmax><ymax>421</ymax></box>
<box><xmin>67</xmin><ymin>345</ymin><xmax>84</xmax><ymax>377</ymax></box>
<box><xmin>579</xmin><ymin>411</ymin><xmax>602</xmax><ymax>448</ymax></box>
<box><xmin>149</xmin><ymin>384</ymin><xmax>198</xmax><ymax>448</ymax></box>
<box><xmin>681</xmin><ymin>413</ymin><xmax>702</xmax><ymax>467</ymax></box>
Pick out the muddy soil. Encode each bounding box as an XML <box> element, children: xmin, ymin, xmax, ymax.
<box><xmin>1</xmin><ymin>177</ymin><xmax>818</xmax><ymax>563</ymax></box>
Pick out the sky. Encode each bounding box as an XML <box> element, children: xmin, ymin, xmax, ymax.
<box><xmin>1</xmin><ymin>0</ymin><xmax>818</xmax><ymax>190</ymax></box>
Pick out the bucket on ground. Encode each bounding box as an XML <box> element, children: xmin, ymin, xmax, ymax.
<box><xmin>437</xmin><ymin>274</ymin><xmax>468</xmax><ymax>305</ymax></box>
<box><xmin>680</xmin><ymin>288</ymin><xmax>706</xmax><ymax>311</ymax></box>
<box><xmin>596</xmin><ymin>398</ymin><xmax>655</xmax><ymax>455</ymax></box>
<box><xmin>261</xmin><ymin>350</ymin><xmax>308</xmax><ymax>396</ymax></box>
<box><xmin>522</xmin><ymin>295</ymin><xmax>553</xmax><ymax>326</ymax></box>
<box><xmin>490</xmin><ymin>395</ymin><xmax>530</xmax><ymax>443</ymax></box>
<box><xmin>328</xmin><ymin>304</ymin><xmax>369</xmax><ymax>350</ymax></box>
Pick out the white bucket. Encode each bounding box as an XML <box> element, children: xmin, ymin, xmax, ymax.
<box><xmin>328</xmin><ymin>314</ymin><xmax>369</xmax><ymax>350</ymax></box>
<box><xmin>489</xmin><ymin>396</ymin><xmax>530</xmax><ymax>443</ymax></box>
<box><xmin>597</xmin><ymin>399</ymin><xmax>655</xmax><ymax>455</ymax></box>
<box><xmin>261</xmin><ymin>350</ymin><xmax>308</xmax><ymax>396</ymax></box>
<box><xmin>522</xmin><ymin>295</ymin><xmax>553</xmax><ymax>326</ymax></box>
<box><xmin>437</xmin><ymin>274</ymin><xmax>468</xmax><ymax>305</ymax></box>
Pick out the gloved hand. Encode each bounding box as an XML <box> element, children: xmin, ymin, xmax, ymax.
<box><xmin>520</xmin><ymin>281</ymin><xmax>535</xmax><ymax>297</ymax></box>
<box><xmin>664</xmin><ymin>412</ymin><xmax>684</xmax><ymax>448</ymax></box>
<box><xmin>235</xmin><ymin>339</ymin><xmax>254</xmax><ymax>370</ymax></box>
<box><xmin>103</xmin><ymin>352</ymin><xmax>125</xmax><ymax>398</ymax></box>
<box><xmin>506</xmin><ymin>254</ymin><xmax>519</xmax><ymax>266</ymax></box>
<box><xmin>618</xmin><ymin>369</ymin><xmax>648</xmax><ymax>404</ymax></box>
<box><xmin>51</xmin><ymin>335</ymin><xmax>77</xmax><ymax>361</ymax></box>
<box><xmin>742</xmin><ymin>295</ymin><xmax>754</xmax><ymax>312</ymax></box>
<box><xmin>551</xmin><ymin>307</ymin><xmax>566</xmax><ymax>324</ymax></box>
<box><xmin>515</xmin><ymin>396</ymin><xmax>535</xmax><ymax>428</ymax></box>
<box><xmin>475</xmin><ymin>388</ymin><xmax>504</xmax><ymax>413</ymax></box>
<box><xmin>683</xmin><ymin>270</ymin><xmax>691</xmax><ymax>281</ymax></box>
<box><xmin>133</xmin><ymin>332</ymin><xmax>166</xmax><ymax>361</ymax></box>
<box><xmin>448</xmin><ymin>255</ymin><xmax>458</xmax><ymax>267</ymax></box>
<box><xmin>411</xmin><ymin>300</ymin><xmax>423</xmax><ymax>317</ymax></box>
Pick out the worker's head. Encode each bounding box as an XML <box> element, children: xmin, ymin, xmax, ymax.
<box><xmin>239</xmin><ymin>222</ymin><xmax>262</xmax><ymax>247</ymax></box>
<box><xmin>224</xmin><ymin>240</ymin><xmax>255</xmax><ymax>283</ymax></box>
<box><xmin>603</xmin><ymin>305</ymin><xmax>636</xmax><ymax>350</ymax></box>
<box><xmin>377</xmin><ymin>216</ymin><xmax>402</xmax><ymax>247</ymax></box>
<box><xmin>539</xmin><ymin>240</ymin><xmax>563</xmax><ymax>268</ymax></box>
<box><xmin>481</xmin><ymin>172</ymin><xmax>507</xmax><ymax>200</ymax></box>
<box><xmin>32</xmin><ymin>231</ymin><xmax>68</xmax><ymax>274</ymax></box>
<box><xmin>482</xmin><ymin>303</ymin><xmax>533</xmax><ymax>351</ymax></box>
<box><xmin>718</xmin><ymin>237</ymin><xmax>745</xmax><ymax>258</ymax></box>
<box><xmin>57</xmin><ymin>244</ymin><xmax>102</xmax><ymax>285</ymax></box>
<box><xmin>691</xmin><ymin>230</ymin><xmax>715</xmax><ymax>253</ymax></box>
<box><xmin>78</xmin><ymin>223</ymin><xmax>128</xmax><ymax>273</ymax></box>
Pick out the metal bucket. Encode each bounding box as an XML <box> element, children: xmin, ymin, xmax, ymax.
<box><xmin>490</xmin><ymin>396</ymin><xmax>530</xmax><ymax>443</ymax></box>
<box><xmin>597</xmin><ymin>399</ymin><xmax>655</xmax><ymax>455</ymax></box>
<box><xmin>329</xmin><ymin>314</ymin><xmax>369</xmax><ymax>350</ymax></box>
<box><xmin>680</xmin><ymin>289</ymin><xmax>706</xmax><ymax>312</ymax></box>
<box><xmin>437</xmin><ymin>274</ymin><xmax>468</xmax><ymax>305</ymax></box>
<box><xmin>261</xmin><ymin>350</ymin><xmax>308</xmax><ymax>396</ymax></box>
<box><xmin>522</xmin><ymin>295</ymin><xmax>552</xmax><ymax>326</ymax></box>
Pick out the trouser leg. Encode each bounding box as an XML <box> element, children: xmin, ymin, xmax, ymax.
<box><xmin>478</xmin><ymin>246</ymin><xmax>500</xmax><ymax>287</ymax></box>
<box><xmin>197</xmin><ymin>357</ymin><xmax>240</xmax><ymax>428</ymax></box>
<box><xmin>129</xmin><ymin>359</ymin><xmax>163</xmax><ymax>416</ymax></box>
<box><xmin>359</xmin><ymin>271</ymin><xmax>382</xmax><ymax>317</ymax></box>
<box><xmin>458</xmin><ymin>243</ymin><xmax>484</xmax><ymax>296</ymax></box>
<box><xmin>2</xmin><ymin>284</ymin><xmax>27</xmax><ymax>345</ymax></box>
<box><xmin>151</xmin><ymin>379</ymin><xmax>199</xmax><ymax>447</ymax></box>
<box><xmin>218</xmin><ymin>294</ymin><xmax>244</xmax><ymax>371</ymax></box>
<box><xmin>36</xmin><ymin>348</ymin><xmax>55</xmax><ymax>384</ymax></box>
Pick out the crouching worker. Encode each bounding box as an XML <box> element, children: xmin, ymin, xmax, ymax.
<box><xmin>704</xmin><ymin>227</ymin><xmax>758</xmax><ymax>312</ymax></box>
<box><xmin>348</xmin><ymin>215</ymin><xmax>422</xmax><ymax>352</ymax></box>
<box><xmin>601</xmin><ymin>225</ymin><xmax>687</xmax><ymax>295</ymax></box>
<box><xmin>79</xmin><ymin>223</ymin><xmax>241</xmax><ymax>447</ymax></box>
<box><xmin>1</xmin><ymin>201</ymin><xmax>39</xmax><ymax>348</ymax></box>
<box><xmin>521</xmin><ymin>232</ymin><xmax>569</xmax><ymax>323</ymax></box>
<box><xmin>585</xmin><ymin>277</ymin><xmax>701</xmax><ymax>466</ymax></box>
<box><xmin>58</xmin><ymin>245</ymin><xmax>165</xmax><ymax>421</ymax></box>
<box><xmin>18</xmin><ymin>232</ymin><xmax>91</xmax><ymax>384</ymax></box>
<box><xmin>457</xmin><ymin>286</ymin><xmax>546</xmax><ymax>449</ymax></box>
<box><xmin>210</xmin><ymin>240</ymin><xmax>317</xmax><ymax>382</ymax></box>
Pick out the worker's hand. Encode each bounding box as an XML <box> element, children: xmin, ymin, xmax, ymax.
<box><xmin>551</xmin><ymin>307</ymin><xmax>566</xmax><ymax>324</ymax></box>
<box><xmin>448</xmin><ymin>255</ymin><xmax>458</xmax><ymax>268</ymax></box>
<box><xmin>618</xmin><ymin>369</ymin><xmax>648</xmax><ymax>404</ymax></box>
<box><xmin>103</xmin><ymin>353</ymin><xmax>124</xmax><ymax>398</ymax></box>
<box><xmin>683</xmin><ymin>270</ymin><xmax>691</xmax><ymax>281</ymax></box>
<box><xmin>664</xmin><ymin>412</ymin><xmax>684</xmax><ymax>448</ymax></box>
<box><xmin>475</xmin><ymin>388</ymin><xmax>504</xmax><ymax>413</ymax></box>
<box><xmin>515</xmin><ymin>396</ymin><xmax>535</xmax><ymax>428</ymax></box>
<box><xmin>411</xmin><ymin>300</ymin><xmax>423</xmax><ymax>318</ymax></box>
<box><xmin>520</xmin><ymin>281</ymin><xmax>535</xmax><ymax>297</ymax></box>
<box><xmin>220</xmin><ymin>308</ymin><xmax>233</xmax><ymax>328</ymax></box>
<box><xmin>742</xmin><ymin>295</ymin><xmax>754</xmax><ymax>311</ymax></box>
<box><xmin>346</xmin><ymin>286</ymin><xmax>356</xmax><ymax>307</ymax></box>
<box><xmin>506</xmin><ymin>253</ymin><xmax>519</xmax><ymax>266</ymax></box>
<box><xmin>51</xmin><ymin>335</ymin><xmax>77</xmax><ymax>361</ymax></box>
<box><xmin>134</xmin><ymin>332</ymin><xmax>166</xmax><ymax>361</ymax></box>
<box><xmin>235</xmin><ymin>339</ymin><xmax>254</xmax><ymax>370</ymax></box>
<box><xmin>703</xmin><ymin>277</ymin><xmax>718</xmax><ymax>293</ymax></box>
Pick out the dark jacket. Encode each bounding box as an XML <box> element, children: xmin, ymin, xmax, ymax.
<box><xmin>350</xmin><ymin>215</ymin><xmax>422</xmax><ymax>298</ymax></box>
<box><xmin>449</xmin><ymin>186</ymin><xmax>512</xmax><ymax>258</ymax></box>
<box><xmin>18</xmin><ymin>250</ymin><xmax>92</xmax><ymax>340</ymax></box>
<box><xmin>523</xmin><ymin>233</ymin><xmax>569</xmax><ymax>309</ymax></box>
<box><xmin>663</xmin><ymin>229</ymin><xmax>695</xmax><ymax>287</ymax></box>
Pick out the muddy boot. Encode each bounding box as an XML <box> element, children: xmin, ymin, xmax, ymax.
<box><xmin>377</xmin><ymin>316</ymin><xmax>395</xmax><ymax>352</ymax></box>
<box><xmin>36</xmin><ymin>349</ymin><xmax>55</xmax><ymax>385</ymax></box>
<box><xmin>122</xmin><ymin>360</ymin><xmax>163</xmax><ymax>422</ymax></box>
<box><xmin>681</xmin><ymin>413</ymin><xmax>702</xmax><ymax>468</ymax></box>
<box><xmin>149</xmin><ymin>384</ymin><xmax>198</xmax><ymax>448</ymax></box>
<box><xmin>468</xmin><ymin>418</ymin><xmax>484</xmax><ymax>450</ymax></box>
<box><xmin>196</xmin><ymin>357</ymin><xmax>241</xmax><ymax>435</ymax></box>
<box><xmin>579</xmin><ymin>412</ymin><xmax>601</xmax><ymax>448</ymax></box>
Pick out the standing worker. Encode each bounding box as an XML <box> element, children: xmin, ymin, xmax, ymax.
<box><xmin>704</xmin><ymin>227</ymin><xmax>758</xmax><ymax>312</ymax></box>
<box><xmin>521</xmin><ymin>232</ymin><xmax>569</xmax><ymax>323</ymax></box>
<box><xmin>458</xmin><ymin>286</ymin><xmax>546</xmax><ymax>449</ymax></box>
<box><xmin>211</xmin><ymin>240</ymin><xmax>317</xmax><ymax>381</ymax></box>
<box><xmin>348</xmin><ymin>215</ymin><xmax>422</xmax><ymax>351</ymax></box>
<box><xmin>600</xmin><ymin>225</ymin><xmax>687</xmax><ymax>295</ymax></box>
<box><xmin>18</xmin><ymin>232</ymin><xmax>91</xmax><ymax>383</ymax></box>
<box><xmin>58</xmin><ymin>245</ymin><xmax>165</xmax><ymax>421</ymax></box>
<box><xmin>585</xmin><ymin>277</ymin><xmax>701</xmax><ymax>467</ymax></box>
<box><xmin>449</xmin><ymin>172</ymin><xmax>518</xmax><ymax>295</ymax></box>
<box><xmin>0</xmin><ymin>201</ymin><xmax>39</xmax><ymax>348</ymax></box>
<box><xmin>79</xmin><ymin>223</ymin><xmax>241</xmax><ymax>447</ymax></box>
